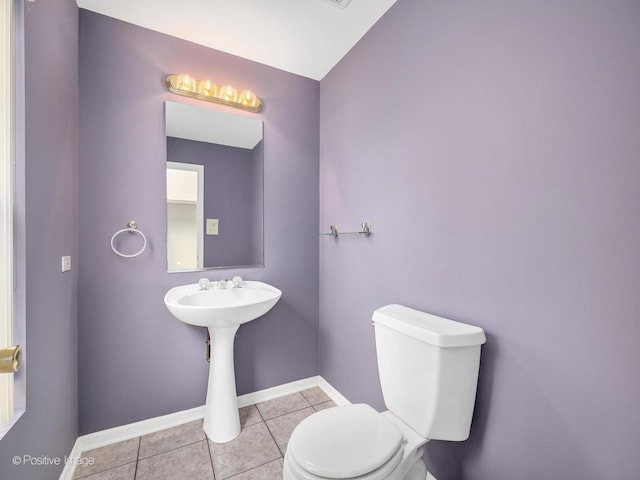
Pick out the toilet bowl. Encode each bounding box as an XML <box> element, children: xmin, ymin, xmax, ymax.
<box><xmin>284</xmin><ymin>304</ymin><xmax>486</xmax><ymax>480</ymax></box>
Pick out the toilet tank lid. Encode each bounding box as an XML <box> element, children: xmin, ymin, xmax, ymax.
<box><xmin>373</xmin><ymin>304</ymin><xmax>486</xmax><ymax>347</ymax></box>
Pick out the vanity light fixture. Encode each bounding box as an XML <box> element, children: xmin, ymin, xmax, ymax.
<box><xmin>166</xmin><ymin>74</ymin><xmax>262</xmax><ymax>113</ymax></box>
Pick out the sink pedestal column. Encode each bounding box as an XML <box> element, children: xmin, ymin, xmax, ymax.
<box><xmin>203</xmin><ymin>325</ymin><xmax>241</xmax><ymax>443</ymax></box>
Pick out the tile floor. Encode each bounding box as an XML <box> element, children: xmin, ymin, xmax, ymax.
<box><xmin>72</xmin><ymin>387</ymin><xmax>336</xmax><ymax>480</ymax></box>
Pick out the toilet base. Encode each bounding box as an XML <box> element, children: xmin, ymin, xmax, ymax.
<box><xmin>284</xmin><ymin>457</ymin><xmax>427</xmax><ymax>480</ymax></box>
<box><xmin>404</xmin><ymin>459</ymin><xmax>427</xmax><ymax>480</ymax></box>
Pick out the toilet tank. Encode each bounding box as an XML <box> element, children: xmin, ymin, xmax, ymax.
<box><xmin>373</xmin><ymin>304</ymin><xmax>486</xmax><ymax>441</ymax></box>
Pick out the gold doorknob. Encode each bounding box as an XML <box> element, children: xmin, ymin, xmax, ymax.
<box><xmin>0</xmin><ymin>345</ymin><xmax>22</xmax><ymax>374</ymax></box>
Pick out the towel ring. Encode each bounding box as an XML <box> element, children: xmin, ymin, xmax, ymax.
<box><xmin>111</xmin><ymin>221</ymin><xmax>147</xmax><ymax>258</ymax></box>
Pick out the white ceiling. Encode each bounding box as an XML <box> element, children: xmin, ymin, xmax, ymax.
<box><xmin>76</xmin><ymin>0</ymin><xmax>398</xmax><ymax>80</ymax></box>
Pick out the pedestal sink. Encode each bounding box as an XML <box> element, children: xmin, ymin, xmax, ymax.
<box><xmin>164</xmin><ymin>280</ymin><xmax>282</xmax><ymax>443</ymax></box>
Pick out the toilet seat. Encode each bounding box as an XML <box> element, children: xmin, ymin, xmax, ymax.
<box><xmin>287</xmin><ymin>404</ymin><xmax>404</xmax><ymax>479</ymax></box>
<box><xmin>285</xmin><ymin>444</ymin><xmax>404</xmax><ymax>480</ymax></box>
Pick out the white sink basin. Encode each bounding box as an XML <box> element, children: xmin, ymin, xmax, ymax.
<box><xmin>164</xmin><ymin>281</ymin><xmax>282</xmax><ymax>328</ymax></box>
<box><xmin>164</xmin><ymin>279</ymin><xmax>282</xmax><ymax>443</ymax></box>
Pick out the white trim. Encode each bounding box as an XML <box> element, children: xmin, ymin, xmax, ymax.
<box><xmin>0</xmin><ymin>0</ymin><xmax>15</xmax><ymax>435</ymax></box>
<box><xmin>60</xmin><ymin>376</ymin><xmax>349</xmax><ymax>480</ymax></box>
<box><xmin>236</xmin><ymin>376</ymin><xmax>352</xmax><ymax>408</ymax></box>
<box><xmin>238</xmin><ymin>375</ymin><xmax>327</xmax><ymax>407</ymax></box>
<box><xmin>73</xmin><ymin>405</ymin><xmax>206</xmax><ymax>453</ymax></box>
<box><xmin>59</xmin><ymin>441</ymin><xmax>82</xmax><ymax>480</ymax></box>
<box><xmin>427</xmin><ymin>473</ymin><xmax>438</xmax><ymax>480</ymax></box>
<box><xmin>316</xmin><ymin>376</ymin><xmax>352</xmax><ymax>406</ymax></box>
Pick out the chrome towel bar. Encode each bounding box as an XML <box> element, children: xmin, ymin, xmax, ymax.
<box><xmin>320</xmin><ymin>221</ymin><xmax>372</xmax><ymax>238</ymax></box>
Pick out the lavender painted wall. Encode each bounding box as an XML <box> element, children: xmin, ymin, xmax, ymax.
<box><xmin>0</xmin><ymin>1</ymin><xmax>78</xmax><ymax>479</ymax></box>
<box><xmin>78</xmin><ymin>11</ymin><xmax>319</xmax><ymax>434</ymax></box>
<box><xmin>166</xmin><ymin>137</ymin><xmax>263</xmax><ymax>267</ymax></box>
<box><xmin>319</xmin><ymin>0</ymin><xmax>640</xmax><ymax>478</ymax></box>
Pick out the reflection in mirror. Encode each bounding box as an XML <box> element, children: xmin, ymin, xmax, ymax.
<box><xmin>165</xmin><ymin>101</ymin><xmax>264</xmax><ymax>272</ymax></box>
<box><xmin>167</xmin><ymin>162</ymin><xmax>204</xmax><ymax>270</ymax></box>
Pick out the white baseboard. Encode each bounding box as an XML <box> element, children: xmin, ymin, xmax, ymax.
<box><xmin>60</xmin><ymin>376</ymin><xmax>347</xmax><ymax>480</ymax></box>
<box><xmin>317</xmin><ymin>376</ymin><xmax>352</xmax><ymax>405</ymax></box>
<box><xmin>237</xmin><ymin>375</ymin><xmax>325</xmax><ymax>407</ymax></box>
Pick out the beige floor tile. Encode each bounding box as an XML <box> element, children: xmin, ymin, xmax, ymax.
<box><xmin>73</xmin><ymin>438</ymin><xmax>139</xmax><ymax>479</ymax></box>
<box><xmin>256</xmin><ymin>392</ymin><xmax>310</xmax><ymax>420</ymax></box>
<box><xmin>136</xmin><ymin>441</ymin><xmax>214</xmax><ymax>480</ymax></box>
<box><xmin>75</xmin><ymin>462</ymin><xmax>136</xmax><ymax>480</ymax></box>
<box><xmin>265</xmin><ymin>407</ymin><xmax>315</xmax><ymax>455</ymax></box>
<box><xmin>138</xmin><ymin>419</ymin><xmax>206</xmax><ymax>459</ymax></box>
<box><xmin>312</xmin><ymin>400</ymin><xmax>337</xmax><ymax>412</ymax></box>
<box><xmin>239</xmin><ymin>405</ymin><xmax>263</xmax><ymax>427</ymax></box>
<box><xmin>210</xmin><ymin>422</ymin><xmax>281</xmax><ymax>479</ymax></box>
<box><xmin>300</xmin><ymin>387</ymin><xmax>331</xmax><ymax>405</ymax></box>
<box><xmin>226</xmin><ymin>458</ymin><xmax>283</xmax><ymax>480</ymax></box>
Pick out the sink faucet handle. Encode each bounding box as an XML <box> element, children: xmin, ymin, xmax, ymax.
<box><xmin>217</xmin><ymin>279</ymin><xmax>228</xmax><ymax>289</ymax></box>
<box><xmin>232</xmin><ymin>276</ymin><xmax>243</xmax><ymax>288</ymax></box>
<box><xmin>198</xmin><ymin>278</ymin><xmax>210</xmax><ymax>290</ymax></box>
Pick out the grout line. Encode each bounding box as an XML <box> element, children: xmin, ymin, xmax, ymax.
<box><xmin>206</xmin><ymin>436</ymin><xmax>216</xmax><ymax>480</ymax></box>
<box><xmin>135</xmin><ymin>420</ymin><xmax>209</xmax><ymax>462</ymax></box>
<box><xmin>257</xmin><ymin>392</ymin><xmax>313</xmax><ymax>422</ymax></box>
<box><xmin>255</xmin><ymin>404</ymin><xmax>267</xmax><ymax>423</ymax></box>
<box><xmin>209</xmin><ymin>423</ymin><xmax>280</xmax><ymax>480</ymax></box>
<box><xmin>261</xmin><ymin>404</ymin><xmax>314</xmax><ymax>422</ymax></box>
<box><xmin>255</xmin><ymin>405</ymin><xmax>275</xmax><ymax>442</ymax></box>
<box><xmin>299</xmin><ymin>389</ymin><xmax>312</xmax><ymax>404</ymax></box>
<box><xmin>75</xmin><ymin>437</ymin><xmax>141</xmax><ymax>480</ymax></box>
<box><xmin>255</xmin><ymin>404</ymin><xmax>285</xmax><ymax>459</ymax></box>
<box><xmin>224</xmin><ymin>458</ymin><xmax>282</xmax><ymax>479</ymax></box>
<box><xmin>299</xmin><ymin>387</ymin><xmax>330</xmax><ymax>406</ymax></box>
<box><xmin>137</xmin><ymin>438</ymin><xmax>208</xmax><ymax>462</ymax></box>
<box><xmin>74</xmin><ymin>460</ymin><xmax>138</xmax><ymax>480</ymax></box>
<box><xmin>136</xmin><ymin>439</ymin><xmax>216</xmax><ymax>479</ymax></box>
<box><xmin>133</xmin><ymin>437</ymin><xmax>141</xmax><ymax>480</ymax></box>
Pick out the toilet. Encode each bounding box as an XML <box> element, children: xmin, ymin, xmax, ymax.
<box><xmin>284</xmin><ymin>304</ymin><xmax>486</xmax><ymax>480</ymax></box>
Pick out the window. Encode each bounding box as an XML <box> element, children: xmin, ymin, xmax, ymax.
<box><xmin>0</xmin><ymin>0</ymin><xmax>15</xmax><ymax>430</ymax></box>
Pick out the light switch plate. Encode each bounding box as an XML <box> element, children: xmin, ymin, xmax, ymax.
<box><xmin>206</xmin><ymin>218</ymin><xmax>219</xmax><ymax>235</ymax></box>
<box><xmin>61</xmin><ymin>256</ymin><xmax>71</xmax><ymax>272</ymax></box>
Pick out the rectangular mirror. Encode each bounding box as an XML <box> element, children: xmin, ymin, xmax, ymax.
<box><xmin>165</xmin><ymin>101</ymin><xmax>264</xmax><ymax>272</ymax></box>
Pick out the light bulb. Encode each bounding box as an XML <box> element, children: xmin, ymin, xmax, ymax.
<box><xmin>197</xmin><ymin>80</ymin><xmax>217</xmax><ymax>97</ymax></box>
<box><xmin>174</xmin><ymin>74</ymin><xmax>196</xmax><ymax>93</ymax></box>
<box><xmin>239</xmin><ymin>90</ymin><xmax>259</xmax><ymax>107</ymax></box>
<box><xmin>218</xmin><ymin>85</ymin><xmax>238</xmax><ymax>102</ymax></box>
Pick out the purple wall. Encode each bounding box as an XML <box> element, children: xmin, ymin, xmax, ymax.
<box><xmin>166</xmin><ymin>137</ymin><xmax>263</xmax><ymax>267</ymax></box>
<box><xmin>0</xmin><ymin>1</ymin><xmax>78</xmax><ymax>479</ymax></box>
<box><xmin>319</xmin><ymin>0</ymin><xmax>640</xmax><ymax>479</ymax></box>
<box><xmin>77</xmin><ymin>11</ymin><xmax>319</xmax><ymax>434</ymax></box>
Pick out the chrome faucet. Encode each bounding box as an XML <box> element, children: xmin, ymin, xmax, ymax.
<box><xmin>198</xmin><ymin>278</ymin><xmax>210</xmax><ymax>290</ymax></box>
<box><xmin>232</xmin><ymin>276</ymin><xmax>243</xmax><ymax>288</ymax></box>
<box><xmin>217</xmin><ymin>279</ymin><xmax>228</xmax><ymax>289</ymax></box>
